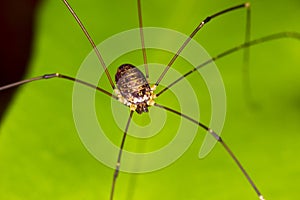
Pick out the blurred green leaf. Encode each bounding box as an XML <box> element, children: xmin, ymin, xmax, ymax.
<box><xmin>0</xmin><ymin>0</ymin><xmax>300</xmax><ymax>200</ymax></box>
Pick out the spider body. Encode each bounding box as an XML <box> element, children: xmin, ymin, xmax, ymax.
<box><xmin>2</xmin><ymin>1</ymin><xmax>299</xmax><ymax>199</ymax></box>
<box><xmin>114</xmin><ymin>64</ymin><xmax>156</xmax><ymax>114</ymax></box>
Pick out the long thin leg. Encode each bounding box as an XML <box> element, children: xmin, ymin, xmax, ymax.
<box><xmin>137</xmin><ymin>0</ymin><xmax>149</xmax><ymax>79</ymax></box>
<box><xmin>110</xmin><ymin>110</ymin><xmax>134</xmax><ymax>200</ymax></box>
<box><xmin>155</xmin><ymin>3</ymin><xmax>250</xmax><ymax>87</ymax></box>
<box><xmin>0</xmin><ymin>73</ymin><xmax>117</xmax><ymax>99</ymax></box>
<box><xmin>61</xmin><ymin>0</ymin><xmax>115</xmax><ymax>89</ymax></box>
<box><xmin>243</xmin><ymin>4</ymin><xmax>253</xmax><ymax>106</ymax></box>
<box><xmin>156</xmin><ymin>31</ymin><xmax>300</xmax><ymax>97</ymax></box>
<box><xmin>154</xmin><ymin>103</ymin><xmax>265</xmax><ymax>200</ymax></box>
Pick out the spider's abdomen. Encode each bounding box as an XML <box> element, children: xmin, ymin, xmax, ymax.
<box><xmin>115</xmin><ymin>64</ymin><xmax>152</xmax><ymax>114</ymax></box>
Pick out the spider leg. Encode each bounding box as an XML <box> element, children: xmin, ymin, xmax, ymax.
<box><xmin>0</xmin><ymin>73</ymin><xmax>116</xmax><ymax>99</ymax></box>
<box><xmin>155</xmin><ymin>3</ymin><xmax>250</xmax><ymax>86</ymax></box>
<box><xmin>156</xmin><ymin>32</ymin><xmax>300</xmax><ymax>97</ymax></box>
<box><xmin>62</xmin><ymin>0</ymin><xmax>115</xmax><ymax>89</ymax></box>
<box><xmin>110</xmin><ymin>110</ymin><xmax>134</xmax><ymax>200</ymax></box>
<box><xmin>137</xmin><ymin>0</ymin><xmax>149</xmax><ymax>80</ymax></box>
<box><xmin>154</xmin><ymin>103</ymin><xmax>265</xmax><ymax>200</ymax></box>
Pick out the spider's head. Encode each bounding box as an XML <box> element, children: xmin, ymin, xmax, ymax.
<box><xmin>135</xmin><ymin>102</ymin><xmax>148</xmax><ymax>114</ymax></box>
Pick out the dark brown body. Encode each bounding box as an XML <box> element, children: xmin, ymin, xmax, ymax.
<box><xmin>115</xmin><ymin>64</ymin><xmax>152</xmax><ymax>114</ymax></box>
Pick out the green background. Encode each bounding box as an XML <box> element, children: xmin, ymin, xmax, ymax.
<box><xmin>0</xmin><ymin>0</ymin><xmax>300</xmax><ymax>199</ymax></box>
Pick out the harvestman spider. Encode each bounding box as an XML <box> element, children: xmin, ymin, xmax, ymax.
<box><xmin>1</xmin><ymin>0</ymin><xmax>300</xmax><ymax>199</ymax></box>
